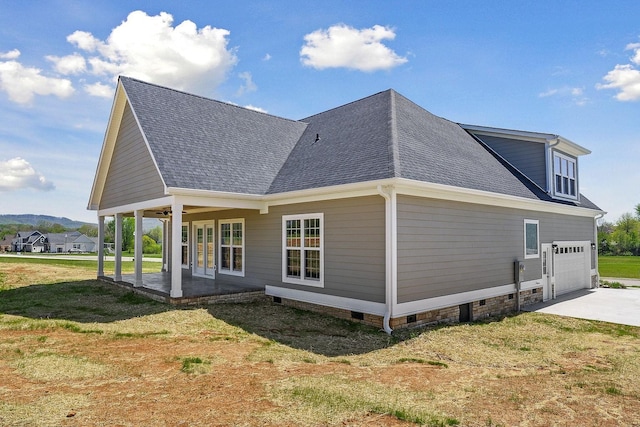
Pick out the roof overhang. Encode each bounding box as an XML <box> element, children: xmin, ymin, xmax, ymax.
<box><xmin>461</xmin><ymin>123</ymin><xmax>591</xmax><ymax>157</ymax></box>
<box><xmin>95</xmin><ymin>178</ymin><xmax>604</xmax><ymax>219</ymax></box>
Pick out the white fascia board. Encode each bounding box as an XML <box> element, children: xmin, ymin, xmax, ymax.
<box><xmin>166</xmin><ymin>187</ymin><xmax>266</xmax><ymax>211</ymax></box>
<box><xmin>168</xmin><ymin>180</ymin><xmax>389</xmax><ymax>210</ymax></box>
<box><xmin>552</xmin><ymin>137</ymin><xmax>591</xmax><ymax>157</ymax></box>
<box><xmin>461</xmin><ymin>124</ymin><xmax>556</xmax><ymax>143</ymax></box>
<box><xmin>87</xmin><ymin>82</ymin><xmax>128</xmax><ymax>210</ymax></box>
<box><xmin>97</xmin><ymin>196</ymin><xmax>174</xmax><ymax>217</ymax></box>
<box><xmin>169</xmin><ymin>176</ymin><xmax>604</xmax><ymax>218</ymax></box>
<box><xmin>394</xmin><ymin>178</ymin><xmax>604</xmax><ymax>217</ymax></box>
<box><xmin>263</xmin><ymin>179</ymin><xmax>389</xmax><ymax>206</ymax></box>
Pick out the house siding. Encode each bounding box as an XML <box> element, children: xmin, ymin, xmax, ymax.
<box><xmin>185</xmin><ymin>195</ymin><xmax>386</xmax><ymax>303</ymax></box>
<box><xmin>477</xmin><ymin>135</ymin><xmax>547</xmax><ymax>190</ymax></box>
<box><xmin>396</xmin><ymin>195</ymin><xmax>595</xmax><ymax>304</ymax></box>
<box><xmin>100</xmin><ymin>104</ymin><xmax>165</xmax><ymax>209</ymax></box>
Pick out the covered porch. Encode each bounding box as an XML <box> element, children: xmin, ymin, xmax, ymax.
<box><xmin>99</xmin><ymin>269</ymin><xmax>264</xmax><ymax>305</ymax></box>
<box><xmin>93</xmin><ymin>192</ymin><xmax>268</xmax><ymax>301</ymax></box>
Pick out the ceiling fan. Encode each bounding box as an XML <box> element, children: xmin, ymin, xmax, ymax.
<box><xmin>155</xmin><ymin>209</ymin><xmax>186</xmax><ymax>216</ymax></box>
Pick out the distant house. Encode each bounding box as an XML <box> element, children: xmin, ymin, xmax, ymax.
<box><xmin>0</xmin><ymin>236</ymin><xmax>12</xmax><ymax>252</ymax></box>
<box><xmin>12</xmin><ymin>231</ymin><xmax>48</xmax><ymax>252</ymax></box>
<box><xmin>88</xmin><ymin>76</ymin><xmax>604</xmax><ymax>331</ymax></box>
<box><xmin>47</xmin><ymin>231</ymin><xmax>97</xmax><ymax>253</ymax></box>
<box><xmin>10</xmin><ymin>230</ymin><xmax>96</xmax><ymax>253</ymax></box>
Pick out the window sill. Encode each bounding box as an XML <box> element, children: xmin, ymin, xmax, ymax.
<box><xmin>282</xmin><ymin>277</ymin><xmax>324</xmax><ymax>288</ymax></box>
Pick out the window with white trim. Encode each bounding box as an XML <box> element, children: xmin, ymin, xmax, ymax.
<box><xmin>524</xmin><ymin>219</ymin><xmax>539</xmax><ymax>259</ymax></box>
<box><xmin>181</xmin><ymin>223</ymin><xmax>189</xmax><ymax>268</ymax></box>
<box><xmin>553</xmin><ymin>152</ymin><xmax>577</xmax><ymax>199</ymax></box>
<box><xmin>219</xmin><ymin>219</ymin><xmax>244</xmax><ymax>276</ymax></box>
<box><xmin>282</xmin><ymin>213</ymin><xmax>323</xmax><ymax>287</ymax></box>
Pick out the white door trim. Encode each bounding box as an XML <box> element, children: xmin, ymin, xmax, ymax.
<box><xmin>541</xmin><ymin>243</ymin><xmax>554</xmax><ymax>301</ymax></box>
<box><xmin>193</xmin><ymin>220</ymin><xmax>215</xmax><ymax>278</ymax></box>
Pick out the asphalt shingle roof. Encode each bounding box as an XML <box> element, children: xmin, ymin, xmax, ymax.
<box><xmin>119</xmin><ymin>77</ymin><xmax>600</xmax><ymax>210</ymax></box>
<box><xmin>121</xmin><ymin>77</ymin><xmax>307</xmax><ymax>194</ymax></box>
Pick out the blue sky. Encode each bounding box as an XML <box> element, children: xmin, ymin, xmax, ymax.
<box><xmin>0</xmin><ymin>1</ymin><xmax>638</xmax><ymax>224</ymax></box>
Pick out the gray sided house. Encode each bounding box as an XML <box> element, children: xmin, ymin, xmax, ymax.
<box><xmin>47</xmin><ymin>231</ymin><xmax>97</xmax><ymax>253</ymax></box>
<box><xmin>88</xmin><ymin>76</ymin><xmax>604</xmax><ymax>331</ymax></box>
<box><xmin>12</xmin><ymin>231</ymin><xmax>48</xmax><ymax>253</ymax></box>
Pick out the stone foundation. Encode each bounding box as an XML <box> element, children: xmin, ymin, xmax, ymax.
<box><xmin>273</xmin><ymin>287</ymin><xmax>544</xmax><ymax>331</ymax></box>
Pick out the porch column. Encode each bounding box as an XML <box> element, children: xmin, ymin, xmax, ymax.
<box><xmin>161</xmin><ymin>219</ymin><xmax>168</xmax><ymax>272</ymax></box>
<box><xmin>170</xmin><ymin>203</ymin><xmax>183</xmax><ymax>298</ymax></box>
<box><xmin>114</xmin><ymin>213</ymin><xmax>123</xmax><ymax>282</ymax></box>
<box><xmin>97</xmin><ymin>216</ymin><xmax>105</xmax><ymax>277</ymax></box>
<box><xmin>134</xmin><ymin>210</ymin><xmax>143</xmax><ymax>287</ymax></box>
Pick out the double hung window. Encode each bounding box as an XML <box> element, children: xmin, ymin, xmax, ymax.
<box><xmin>282</xmin><ymin>213</ymin><xmax>323</xmax><ymax>287</ymax></box>
<box><xmin>219</xmin><ymin>219</ymin><xmax>244</xmax><ymax>276</ymax></box>
<box><xmin>181</xmin><ymin>224</ymin><xmax>189</xmax><ymax>267</ymax></box>
<box><xmin>553</xmin><ymin>152</ymin><xmax>577</xmax><ymax>199</ymax></box>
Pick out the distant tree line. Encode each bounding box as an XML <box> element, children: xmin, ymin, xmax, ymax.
<box><xmin>598</xmin><ymin>204</ymin><xmax>640</xmax><ymax>256</ymax></box>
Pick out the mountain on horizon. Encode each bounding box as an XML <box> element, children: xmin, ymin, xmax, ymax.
<box><xmin>0</xmin><ymin>214</ymin><xmax>96</xmax><ymax>229</ymax></box>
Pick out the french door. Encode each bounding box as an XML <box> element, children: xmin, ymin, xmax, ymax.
<box><xmin>193</xmin><ymin>221</ymin><xmax>215</xmax><ymax>278</ymax></box>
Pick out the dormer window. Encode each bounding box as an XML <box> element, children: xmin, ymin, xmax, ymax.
<box><xmin>553</xmin><ymin>152</ymin><xmax>577</xmax><ymax>199</ymax></box>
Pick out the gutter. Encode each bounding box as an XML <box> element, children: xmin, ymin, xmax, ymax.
<box><xmin>377</xmin><ymin>185</ymin><xmax>396</xmax><ymax>335</ymax></box>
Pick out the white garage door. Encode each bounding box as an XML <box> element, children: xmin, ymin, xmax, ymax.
<box><xmin>554</xmin><ymin>241</ymin><xmax>591</xmax><ymax>296</ymax></box>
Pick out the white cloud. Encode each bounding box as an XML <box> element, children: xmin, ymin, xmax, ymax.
<box><xmin>0</xmin><ymin>57</ymin><xmax>74</xmax><ymax>104</ymax></box>
<box><xmin>244</xmin><ymin>104</ymin><xmax>267</xmax><ymax>113</ymax></box>
<box><xmin>597</xmin><ymin>41</ymin><xmax>640</xmax><ymax>101</ymax></box>
<box><xmin>0</xmin><ymin>12</ymin><xmax>238</xmax><ymax>104</ymax></box>
<box><xmin>539</xmin><ymin>86</ymin><xmax>588</xmax><ymax>105</ymax></box>
<box><xmin>0</xmin><ymin>49</ymin><xmax>20</xmax><ymax>60</ymax></box>
<box><xmin>300</xmin><ymin>24</ymin><xmax>408</xmax><ymax>71</ymax></box>
<box><xmin>84</xmin><ymin>82</ymin><xmax>114</xmax><ymax>98</ymax></box>
<box><xmin>236</xmin><ymin>71</ymin><xmax>257</xmax><ymax>96</ymax></box>
<box><xmin>538</xmin><ymin>89</ymin><xmax>558</xmax><ymax>97</ymax></box>
<box><xmin>0</xmin><ymin>157</ymin><xmax>55</xmax><ymax>192</ymax></box>
<box><xmin>67</xmin><ymin>30</ymin><xmax>101</xmax><ymax>52</ymax></box>
<box><xmin>70</xmin><ymin>10</ymin><xmax>238</xmax><ymax>94</ymax></box>
<box><xmin>263</xmin><ymin>53</ymin><xmax>272</xmax><ymax>61</ymax></box>
<box><xmin>46</xmin><ymin>53</ymin><xmax>87</xmax><ymax>75</ymax></box>
<box><xmin>627</xmin><ymin>42</ymin><xmax>640</xmax><ymax>64</ymax></box>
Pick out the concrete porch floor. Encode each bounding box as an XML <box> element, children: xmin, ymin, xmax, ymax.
<box><xmin>99</xmin><ymin>270</ymin><xmax>265</xmax><ymax>305</ymax></box>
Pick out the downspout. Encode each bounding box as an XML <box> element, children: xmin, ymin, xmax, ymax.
<box><xmin>594</xmin><ymin>213</ymin><xmax>605</xmax><ymax>287</ymax></box>
<box><xmin>377</xmin><ymin>185</ymin><xmax>396</xmax><ymax>335</ymax></box>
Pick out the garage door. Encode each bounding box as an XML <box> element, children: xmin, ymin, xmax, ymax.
<box><xmin>554</xmin><ymin>241</ymin><xmax>591</xmax><ymax>296</ymax></box>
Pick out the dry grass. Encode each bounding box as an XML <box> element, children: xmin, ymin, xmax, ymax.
<box><xmin>1</xmin><ymin>260</ymin><xmax>639</xmax><ymax>426</ymax></box>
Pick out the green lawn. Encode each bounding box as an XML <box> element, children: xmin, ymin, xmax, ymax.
<box><xmin>598</xmin><ymin>255</ymin><xmax>640</xmax><ymax>279</ymax></box>
<box><xmin>0</xmin><ymin>256</ymin><xmax>161</xmax><ymax>274</ymax></box>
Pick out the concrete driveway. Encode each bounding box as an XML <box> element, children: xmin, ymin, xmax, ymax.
<box><xmin>524</xmin><ymin>281</ymin><xmax>640</xmax><ymax>327</ymax></box>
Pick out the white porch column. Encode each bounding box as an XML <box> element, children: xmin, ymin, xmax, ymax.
<box><xmin>114</xmin><ymin>213</ymin><xmax>123</xmax><ymax>282</ymax></box>
<box><xmin>161</xmin><ymin>219</ymin><xmax>169</xmax><ymax>272</ymax></box>
<box><xmin>134</xmin><ymin>210</ymin><xmax>143</xmax><ymax>287</ymax></box>
<box><xmin>97</xmin><ymin>216</ymin><xmax>105</xmax><ymax>277</ymax></box>
<box><xmin>170</xmin><ymin>203</ymin><xmax>183</xmax><ymax>298</ymax></box>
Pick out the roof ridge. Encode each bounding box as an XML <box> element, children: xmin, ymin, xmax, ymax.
<box><xmin>300</xmin><ymin>88</ymin><xmax>395</xmax><ymax>121</ymax></box>
<box><xmin>388</xmin><ymin>90</ymin><xmax>402</xmax><ymax>178</ymax></box>
<box><xmin>118</xmin><ymin>76</ymin><xmax>303</xmax><ymax>125</ymax></box>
